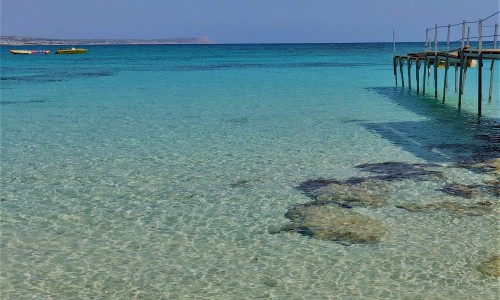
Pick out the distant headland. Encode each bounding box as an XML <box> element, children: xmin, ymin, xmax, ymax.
<box><xmin>0</xmin><ymin>36</ymin><xmax>215</xmax><ymax>45</ymax></box>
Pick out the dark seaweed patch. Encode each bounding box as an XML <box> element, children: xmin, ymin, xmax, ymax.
<box><xmin>439</xmin><ymin>182</ymin><xmax>499</xmax><ymax>198</ymax></box>
<box><xmin>1</xmin><ymin>71</ymin><xmax>113</xmax><ymax>84</ymax></box>
<box><xmin>457</xmin><ymin>157</ymin><xmax>500</xmax><ymax>174</ymax></box>
<box><xmin>78</xmin><ymin>71</ymin><xmax>113</xmax><ymax>77</ymax></box>
<box><xmin>175</xmin><ymin>61</ymin><xmax>371</xmax><ymax>71</ymax></box>
<box><xmin>1</xmin><ymin>99</ymin><xmax>48</xmax><ymax>105</ymax></box>
<box><xmin>470</xmin><ymin>148</ymin><xmax>500</xmax><ymax>163</ymax></box>
<box><xmin>475</xmin><ymin>133</ymin><xmax>500</xmax><ymax>143</ymax></box>
<box><xmin>355</xmin><ymin>162</ymin><xmax>443</xmax><ymax>181</ymax></box>
<box><xmin>176</xmin><ymin>63</ymin><xmax>266</xmax><ymax>71</ymax></box>
<box><xmin>225</xmin><ymin>117</ymin><xmax>249</xmax><ymax>124</ymax></box>
<box><xmin>340</xmin><ymin>118</ymin><xmax>367</xmax><ymax>123</ymax></box>
<box><xmin>396</xmin><ymin>201</ymin><xmax>494</xmax><ymax>216</ymax></box>
<box><xmin>356</xmin><ymin>162</ymin><xmax>441</xmax><ymax>174</ymax></box>
<box><xmin>438</xmin><ymin>183</ymin><xmax>484</xmax><ymax>199</ymax></box>
<box><xmin>230</xmin><ymin>179</ymin><xmax>252</xmax><ymax>188</ymax></box>
<box><xmin>296</xmin><ymin>178</ymin><xmax>342</xmax><ymax>196</ymax></box>
<box><xmin>1</xmin><ymin>76</ymin><xmax>62</xmax><ymax>83</ymax></box>
<box><xmin>288</xmin><ymin>62</ymin><xmax>370</xmax><ymax>68</ymax></box>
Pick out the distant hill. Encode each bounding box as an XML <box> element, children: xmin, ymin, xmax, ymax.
<box><xmin>0</xmin><ymin>36</ymin><xmax>215</xmax><ymax>45</ymax></box>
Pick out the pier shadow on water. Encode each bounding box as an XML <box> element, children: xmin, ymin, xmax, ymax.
<box><xmin>363</xmin><ymin>87</ymin><xmax>499</xmax><ymax>164</ymax></box>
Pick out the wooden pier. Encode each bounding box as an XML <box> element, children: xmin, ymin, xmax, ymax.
<box><xmin>393</xmin><ymin>12</ymin><xmax>499</xmax><ymax>116</ymax></box>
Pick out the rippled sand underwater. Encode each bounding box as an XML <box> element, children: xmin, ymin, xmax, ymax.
<box><xmin>1</xmin><ymin>44</ymin><xmax>499</xmax><ymax>299</ymax></box>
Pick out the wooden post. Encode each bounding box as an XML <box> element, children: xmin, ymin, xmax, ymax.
<box><xmin>393</xmin><ymin>30</ymin><xmax>398</xmax><ymax>86</ymax></box>
<box><xmin>488</xmin><ymin>24</ymin><xmax>498</xmax><ymax>102</ymax></box>
<box><xmin>428</xmin><ymin>60</ymin><xmax>431</xmax><ymax>80</ymax></box>
<box><xmin>399</xmin><ymin>57</ymin><xmax>405</xmax><ymax>87</ymax></box>
<box><xmin>458</xmin><ymin>53</ymin><xmax>464</xmax><ymax>110</ymax></box>
<box><xmin>443</xmin><ymin>24</ymin><xmax>451</xmax><ymax>103</ymax></box>
<box><xmin>458</xmin><ymin>20</ymin><xmax>466</xmax><ymax>110</ymax></box>
<box><xmin>393</xmin><ymin>57</ymin><xmax>398</xmax><ymax>86</ymax></box>
<box><xmin>463</xmin><ymin>62</ymin><xmax>469</xmax><ymax>94</ymax></box>
<box><xmin>463</xmin><ymin>25</ymin><xmax>470</xmax><ymax>99</ymax></box>
<box><xmin>407</xmin><ymin>57</ymin><xmax>412</xmax><ymax>90</ymax></box>
<box><xmin>445</xmin><ymin>25</ymin><xmax>451</xmax><ymax>91</ymax></box>
<box><xmin>416</xmin><ymin>29</ymin><xmax>427</xmax><ymax>94</ymax></box>
<box><xmin>456</xmin><ymin>21</ymin><xmax>464</xmax><ymax>95</ymax></box>
<box><xmin>423</xmin><ymin>54</ymin><xmax>428</xmax><ymax>94</ymax></box>
<box><xmin>416</xmin><ymin>59</ymin><xmax>420</xmax><ymax>94</ymax></box>
<box><xmin>427</xmin><ymin>33</ymin><xmax>431</xmax><ymax>80</ymax></box>
<box><xmin>434</xmin><ymin>24</ymin><xmax>438</xmax><ymax>98</ymax></box>
<box><xmin>462</xmin><ymin>26</ymin><xmax>470</xmax><ymax>95</ymax></box>
<box><xmin>478</xmin><ymin>19</ymin><xmax>483</xmax><ymax>116</ymax></box>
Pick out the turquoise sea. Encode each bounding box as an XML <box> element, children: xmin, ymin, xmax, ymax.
<box><xmin>1</xmin><ymin>43</ymin><xmax>499</xmax><ymax>299</ymax></box>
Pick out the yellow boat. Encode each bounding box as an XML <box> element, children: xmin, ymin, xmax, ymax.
<box><xmin>55</xmin><ymin>48</ymin><xmax>88</xmax><ymax>54</ymax></box>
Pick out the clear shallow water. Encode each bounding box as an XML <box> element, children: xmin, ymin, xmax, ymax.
<box><xmin>1</xmin><ymin>43</ymin><xmax>499</xmax><ymax>299</ymax></box>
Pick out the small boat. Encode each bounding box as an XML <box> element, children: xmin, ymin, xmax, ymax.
<box><xmin>55</xmin><ymin>48</ymin><xmax>88</xmax><ymax>54</ymax></box>
<box><xmin>10</xmin><ymin>50</ymin><xmax>50</xmax><ymax>55</ymax></box>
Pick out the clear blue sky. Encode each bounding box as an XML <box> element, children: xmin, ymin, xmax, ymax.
<box><xmin>1</xmin><ymin>0</ymin><xmax>498</xmax><ymax>43</ymax></box>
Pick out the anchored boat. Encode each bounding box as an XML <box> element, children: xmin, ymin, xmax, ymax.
<box><xmin>10</xmin><ymin>50</ymin><xmax>51</xmax><ymax>55</ymax></box>
<box><xmin>55</xmin><ymin>48</ymin><xmax>88</xmax><ymax>54</ymax></box>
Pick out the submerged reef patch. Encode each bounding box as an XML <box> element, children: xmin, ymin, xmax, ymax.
<box><xmin>484</xmin><ymin>180</ymin><xmax>500</xmax><ymax>197</ymax></box>
<box><xmin>439</xmin><ymin>183</ymin><xmax>487</xmax><ymax>199</ymax></box>
<box><xmin>477</xmin><ymin>255</ymin><xmax>500</xmax><ymax>277</ymax></box>
<box><xmin>470</xmin><ymin>158</ymin><xmax>500</xmax><ymax>175</ymax></box>
<box><xmin>438</xmin><ymin>182</ymin><xmax>499</xmax><ymax>199</ymax></box>
<box><xmin>312</xmin><ymin>179</ymin><xmax>393</xmax><ymax>208</ymax></box>
<box><xmin>396</xmin><ymin>201</ymin><xmax>494</xmax><ymax>216</ymax></box>
<box><xmin>281</xmin><ymin>203</ymin><xmax>387</xmax><ymax>244</ymax></box>
<box><xmin>457</xmin><ymin>157</ymin><xmax>500</xmax><ymax>175</ymax></box>
<box><xmin>285</xmin><ymin>159</ymin><xmax>495</xmax><ymax>245</ymax></box>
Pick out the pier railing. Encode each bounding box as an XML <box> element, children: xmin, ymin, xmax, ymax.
<box><xmin>393</xmin><ymin>11</ymin><xmax>499</xmax><ymax>116</ymax></box>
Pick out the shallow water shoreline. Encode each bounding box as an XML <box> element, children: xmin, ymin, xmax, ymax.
<box><xmin>1</xmin><ymin>43</ymin><xmax>498</xmax><ymax>299</ymax></box>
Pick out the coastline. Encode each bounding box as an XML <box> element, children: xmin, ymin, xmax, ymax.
<box><xmin>0</xmin><ymin>36</ymin><xmax>215</xmax><ymax>46</ymax></box>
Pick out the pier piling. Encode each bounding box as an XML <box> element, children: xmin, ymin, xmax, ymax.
<box><xmin>434</xmin><ymin>24</ymin><xmax>438</xmax><ymax>99</ymax></box>
<box><xmin>442</xmin><ymin>24</ymin><xmax>451</xmax><ymax>103</ymax></box>
<box><xmin>407</xmin><ymin>57</ymin><xmax>412</xmax><ymax>90</ymax></box>
<box><xmin>399</xmin><ymin>57</ymin><xmax>405</xmax><ymax>87</ymax></box>
<box><xmin>488</xmin><ymin>24</ymin><xmax>498</xmax><ymax>102</ymax></box>
<box><xmin>423</xmin><ymin>30</ymin><xmax>429</xmax><ymax>95</ymax></box>
<box><xmin>392</xmin><ymin>12</ymin><xmax>499</xmax><ymax>116</ymax></box>
<box><xmin>458</xmin><ymin>20</ymin><xmax>466</xmax><ymax>110</ymax></box>
<box><xmin>393</xmin><ymin>30</ymin><xmax>398</xmax><ymax>86</ymax></box>
<box><xmin>478</xmin><ymin>19</ymin><xmax>483</xmax><ymax>116</ymax></box>
<box><xmin>416</xmin><ymin>59</ymin><xmax>420</xmax><ymax>94</ymax></box>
